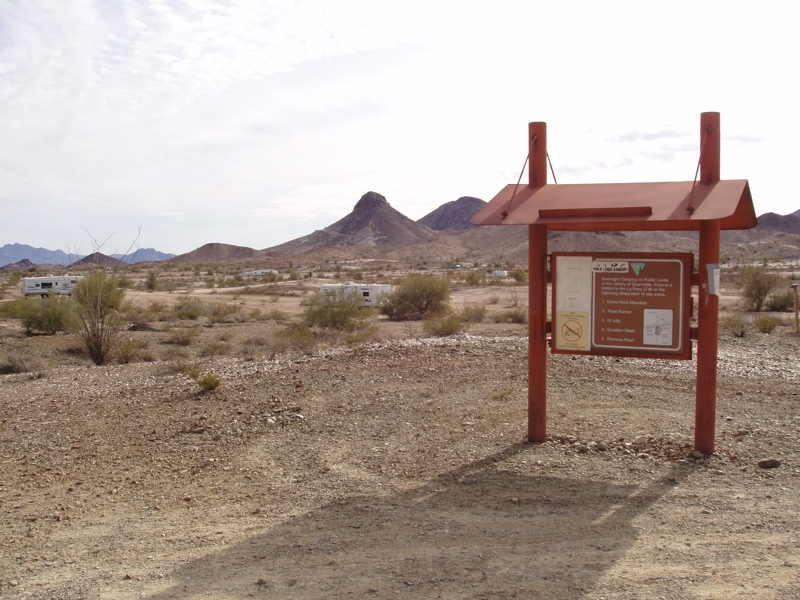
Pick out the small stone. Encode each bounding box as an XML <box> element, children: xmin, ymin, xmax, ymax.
<box><xmin>596</xmin><ymin>442</ymin><xmax>608</xmax><ymax>451</ymax></box>
<box><xmin>287</xmin><ymin>578</ymin><xmax>298</xmax><ymax>586</ymax></box>
<box><xmin>691</xmin><ymin>450</ymin><xmax>704</xmax><ymax>459</ymax></box>
<box><xmin>757</xmin><ymin>459</ymin><xmax>781</xmax><ymax>469</ymax></box>
<box><xmin>9</xmin><ymin>579</ymin><xmax>18</xmax><ymax>587</ymax></box>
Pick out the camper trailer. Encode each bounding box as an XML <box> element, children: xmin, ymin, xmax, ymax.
<box><xmin>22</xmin><ymin>275</ymin><xmax>84</xmax><ymax>298</ymax></box>
<box><xmin>319</xmin><ymin>282</ymin><xmax>391</xmax><ymax>307</ymax></box>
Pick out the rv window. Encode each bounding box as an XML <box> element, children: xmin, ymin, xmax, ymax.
<box><xmin>41</xmin><ymin>282</ymin><xmax>53</xmax><ymax>289</ymax></box>
<box><xmin>362</xmin><ymin>292</ymin><xmax>369</xmax><ymax>298</ymax></box>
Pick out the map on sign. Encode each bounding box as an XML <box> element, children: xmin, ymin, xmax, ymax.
<box><xmin>552</xmin><ymin>253</ymin><xmax>692</xmax><ymax>359</ymax></box>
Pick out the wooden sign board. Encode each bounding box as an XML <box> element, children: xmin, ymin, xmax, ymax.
<box><xmin>552</xmin><ymin>252</ymin><xmax>693</xmax><ymax>359</ymax></box>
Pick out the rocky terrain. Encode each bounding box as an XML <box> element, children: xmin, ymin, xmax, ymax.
<box><xmin>1</xmin><ymin>312</ymin><xmax>799</xmax><ymax>599</ymax></box>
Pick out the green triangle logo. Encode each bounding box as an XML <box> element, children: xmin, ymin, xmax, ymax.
<box><xmin>631</xmin><ymin>262</ymin><xmax>645</xmax><ymax>276</ymax></box>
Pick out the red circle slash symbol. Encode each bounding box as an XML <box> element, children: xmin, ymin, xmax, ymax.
<box><xmin>561</xmin><ymin>320</ymin><xmax>583</xmax><ymax>342</ymax></box>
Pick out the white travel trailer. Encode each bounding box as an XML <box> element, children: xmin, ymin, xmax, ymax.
<box><xmin>22</xmin><ymin>275</ymin><xmax>84</xmax><ymax>298</ymax></box>
<box><xmin>319</xmin><ymin>282</ymin><xmax>391</xmax><ymax>307</ymax></box>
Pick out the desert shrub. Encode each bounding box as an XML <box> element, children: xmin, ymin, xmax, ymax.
<box><xmin>69</xmin><ymin>272</ymin><xmax>126</xmax><ymax>365</ymax></box>
<box><xmin>753</xmin><ymin>314</ymin><xmax>779</xmax><ymax>334</ymax></box>
<box><xmin>208</xmin><ymin>301</ymin><xmax>241</xmax><ymax>324</ymax></box>
<box><xmin>20</xmin><ymin>297</ymin><xmax>70</xmax><ymax>334</ymax></box>
<box><xmin>766</xmin><ymin>289</ymin><xmax>795</xmax><ymax>312</ymax></box>
<box><xmin>460</xmin><ymin>304</ymin><xmax>487</xmax><ymax>323</ymax></box>
<box><xmin>0</xmin><ymin>353</ymin><xmax>45</xmax><ymax>374</ymax></box>
<box><xmin>117</xmin><ymin>338</ymin><xmax>149</xmax><ymax>364</ymax></box>
<box><xmin>380</xmin><ymin>274</ymin><xmax>451</xmax><ymax>321</ymax></box>
<box><xmin>464</xmin><ymin>271</ymin><xmax>483</xmax><ymax>286</ymax></box>
<box><xmin>184</xmin><ymin>367</ymin><xmax>221</xmax><ymax>391</ymax></box>
<box><xmin>165</xmin><ymin>326</ymin><xmax>198</xmax><ymax>346</ymax></box>
<box><xmin>276</xmin><ymin>321</ymin><xmax>316</xmax><ymax>354</ymax></box>
<box><xmin>173</xmin><ymin>296</ymin><xmax>208</xmax><ymax>320</ymax></box>
<box><xmin>510</xmin><ymin>268</ymin><xmax>528</xmax><ymax>284</ymax></box>
<box><xmin>720</xmin><ymin>313</ymin><xmax>749</xmax><ymax>337</ymax></box>
<box><xmin>491</xmin><ymin>307</ymin><xmax>528</xmax><ymax>324</ymax></box>
<box><xmin>145</xmin><ymin>269</ymin><xmax>159</xmax><ymax>291</ymax></box>
<box><xmin>741</xmin><ymin>266</ymin><xmax>783</xmax><ymax>311</ymax></box>
<box><xmin>199</xmin><ymin>341</ymin><xmax>230</xmax><ymax>357</ymax></box>
<box><xmin>423</xmin><ymin>313</ymin><xmax>466</xmax><ymax>337</ymax></box>
<box><xmin>66</xmin><ymin>273</ymin><xmax>126</xmax><ymax>364</ymax></box>
<box><xmin>304</xmin><ymin>289</ymin><xmax>372</xmax><ymax>332</ymax></box>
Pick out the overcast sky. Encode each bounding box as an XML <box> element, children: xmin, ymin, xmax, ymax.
<box><xmin>1</xmin><ymin>1</ymin><xmax>796</xmax><ymax>256</ymax></box>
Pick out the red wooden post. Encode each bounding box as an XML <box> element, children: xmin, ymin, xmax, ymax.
<box><xmin>528</xmin><ymin>122</ymin><xmax>548</xmax><ymax>442</ymax></box>
<box><xmin>695</xmin><ymin>112</ymin><xmax>721</xmax><ymax>454</ymax></box>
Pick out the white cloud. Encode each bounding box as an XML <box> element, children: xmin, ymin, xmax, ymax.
<box><xmin>0</xmin><ymin>0</ymin><xmax>798</xmax><ymax>254</ymax></box>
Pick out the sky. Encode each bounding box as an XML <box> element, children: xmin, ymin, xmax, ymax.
<box><xmin>1</xmin><ymin>1</ymin><xmax>797</xmax><ymax>256</ymax></box>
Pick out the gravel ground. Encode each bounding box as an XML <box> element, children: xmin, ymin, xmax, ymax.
<box><xmin>1</xmin><ymin>321</ymin><xmax>799</xmax><ymax>600</ymax></box>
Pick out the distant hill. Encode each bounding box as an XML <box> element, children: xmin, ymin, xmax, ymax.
<box><xmin>266</xmin><ymin>191</ymin><xmax>435</xmax><ymax>257</ymax></box>
<box><xmin>0</xmin><ymin>258</ymin><xmax>37</xmax><ymax>271</ymax></box>
<box><xmin>68</xmin><ymin>252</ymin><xmax>127</xmax><ymax>268</ymax></box>
<box><xmin>169</xmin><ymin>243</ymin><xmax>262</xmax><ymax>264</ymax></box>
<box><xmin>113</xmin><ymin>248</ymin><xmax>176</xmax><ymax>263</ymax></box>
<box><xmin>417</xmin><ymin>196</ymin><xmax>486</xmax><ymax>231</ymax></box>
<box><xmin>0</xmin><ymin>244</ymin><xmax>174</xmax><ymax>266</ymax></box>
<box><xmin>755</xmin><ymin>212</ymin><xmax>800</xmax><ymax>235</ymax></box>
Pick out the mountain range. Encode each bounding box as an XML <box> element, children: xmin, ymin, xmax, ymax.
<box><xmin>3</xmin><ymin>194</ymin><xmax>800</xmax><ymax>269</ymax></box>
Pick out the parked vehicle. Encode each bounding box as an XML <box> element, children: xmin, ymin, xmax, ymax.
<box><xmin>319</xmin><ymin>282</ymin><xmax>391</xmax><ymax>307</ymax></box>
<box><xmin>22</xmin><ymin>275</ymin><xmax>84</xmax><ymax>298</ymax></box>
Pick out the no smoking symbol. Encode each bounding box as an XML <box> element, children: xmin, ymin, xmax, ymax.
<box><xmin>561</xmin><ymin>320</ymin><xmax>583</xmax><ymax>342</ymax></box>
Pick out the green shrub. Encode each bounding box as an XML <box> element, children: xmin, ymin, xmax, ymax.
<box><xmin>20</xmin><ymin>297</ymin><xmax>70</xmax><ymax>334</ymax></box>
<box><xmin>464</xmin><ymin>271</ymin><xmax>483</xmax><ymax>286</ymax></box>
<box><xmin>766</xmin><ymin>290</ymin><xmax>795</xmax><ymax>312</ymax></box>
<box><xmin>753</xmin><ymin>314</ymin><xmax>779</xmax><ymax>334</ymax></box>
<box><xmin>173</xmin><ymin>295</ymin><xmax>208</xmax><ymax>320</ymax></box>
<box><xmin>381</xmin><ymin>274</ymin><xmax>451</xmax><ymax>321</ymax></box>
<box><xmin>423</xmin><ymin>313</ymin><xmax>465</xmax><ymax>337</ymax></box>
<box><xmin>304</xmin><ymin>290</ymin><xmax>372</xmax><ymax>332</ymax></box>
<box><xmin>741</xmin><ymin>266</ymin><xmax>783</xmax><ymax>311</ymax></box>
<box><xmin>145</xmin><ymin>269</ymin><xmax>158</xmax><ymax>291</ymax></box>
<box><xmin>460</xmin><ymin>304</ymin><xmax>487</xmax><ymax>323</ymax></box>
<box><xmin>720</xmin><ymin>313</ymin><xmax>749</xmax><ymax>337</ymax></box>
<box><xmin>184</xmin><ymin>367</ymin><xmax>221</xmax><ymax>391</ymax></box>
<box><xmin>165</xmin><ymin>327</ymin><xmax>198</xmax><ymax>346</ymax></box>
<box><xmin>510</xmin><ymin>268</ymin><xmax>528</xmax><ymax>284</ymax></box>
<box><xmin>208</xmin><ymin>301</ymin><xmax>241</xmax><ymax>324</ymax></box>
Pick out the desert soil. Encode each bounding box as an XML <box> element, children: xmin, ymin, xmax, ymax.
<box><xmin>1</xmin><ymin>306</ymin><xmax>800</xmax><ymax>599</ymax></box>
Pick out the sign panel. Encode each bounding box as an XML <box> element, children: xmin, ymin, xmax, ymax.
<box><xmin>552</xmin><ymin>252</ymin><xmax>692</xmax><ymax>359</ymax></box>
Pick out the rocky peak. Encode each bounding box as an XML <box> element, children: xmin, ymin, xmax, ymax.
<box><xmin>353</xmin><ymin>191</ymin><xmax>389</xmax><ymax>213</ymax></box>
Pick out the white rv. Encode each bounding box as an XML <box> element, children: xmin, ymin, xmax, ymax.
<box><xmin>22</xmin><ymin>275</ymin><xmax>84</xmax><ymax>298</ymax></box>
<box><xmin>319</xmin><ymin>281</ymin><xmax>391</xmax><ymax>307</ymax></box>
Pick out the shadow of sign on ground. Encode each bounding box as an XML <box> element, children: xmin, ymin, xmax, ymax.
<box><xmin>151</xmin><ymin>443</ymin><xmax>687</xmax><ymax>599</ymax></box>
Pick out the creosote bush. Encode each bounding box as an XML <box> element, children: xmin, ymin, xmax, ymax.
<box><xmin>766</xmin><ymin>290</ymin><xmax>795</xmax><ymax>312</ymax></box>
<box><xmin>423</xmin><ymin>313</ymin><xmax>466</xmax><ymax>337</ymax></box>
<box><xmin>20</xmin><ymin>297</ymin><xmax>70</xmax><ymax>335</ymax></box>
<box><xmin>304</xmin><ymin>289</ymin><xmax>372</xmax><ymax>331</ymax></box>
<box><xmin>753</xmin><ymin>314</ymin><xmax>780</xmax><ymax>334</ymax></box>
<box><xmin>381</xmin><ymin>274</ymin><xmax>451</xmax><ymax>321</ymax></box>
<box><xmin>741</xmin><ymin>266</ymin><xmax>783</xmax><ymax>312</ymax></box>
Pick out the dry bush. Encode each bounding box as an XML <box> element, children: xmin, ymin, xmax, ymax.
<box><xmin>69</xmin><ymin>272</ymin><xmax>126</xmax><ymax>365</ymax></box>
<box><xmin>165</xmin><ymin>327</ymin><xmax>198</xmax><ymax>346</ymax></box>
<box><xmin>117</xmin><ymin>338</ymin><xmax>149</xmax><ymax>364</ymax></box>
<box><xmin>0</xmin><ymin>353</ymin><xmax>45</xmax><ymax>374</ymax></box>
<box><xmin>423</xmin><ymin>313</ymin><xmax>466</xmax><ymax>337</ymax></box>
<box><xmin>720</xmin><ymin>313</ymin><xmax>749</xmax><ymax>337</ymax></box>
<box><xmin>491</xmin><ymin>307</ymin><xmax>528</xmax><ymax>324</ymax></box>
<box><xmin>381</xmin><ymin>274</ymin><xmax>451</xmax><ymax>321</ymax></box>
<box><xmin>460</xmin><ymin>304</ymin><xmax>487</xmax><ymax>324</ymax></box>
